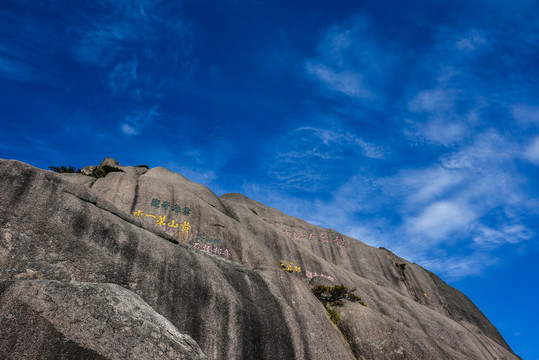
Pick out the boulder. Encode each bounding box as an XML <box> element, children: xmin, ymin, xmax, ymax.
<box><xmin>0</xmin><ymin>158</ymin><xmax>521</xmax><ymax>359</ymax></box>
<box><xmin>0</xmin><ymin>280</ymin><xmax>206</xmax><ymax>360</ymax></box>
<box><xmin>99</xmin><ymin>158</ymin><xmax>120</xmax><ymax>167</ymax></box>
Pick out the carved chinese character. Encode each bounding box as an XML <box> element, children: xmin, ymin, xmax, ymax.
<box><xmin>180</xmin><ymin>221</ymin><xmax>191</xmax><ymax>233</ymax></box>
<box><xmin>156</xmin><ymin>215</ymin><xmax>166</xmax><ymax>226</ymax></box>
<box><xmin>320</xmin><ymin>233</ymin><xmax>328</xmax><ymax>244</ymax></box>
<box><xmin>286</xmin><ymin>262</ymin><xmax>293</xmax><ymax>272</ymax></box>
<box><xmin>161</xmin><ymin>201</ymin><xmax>170</xmax><ymax>211</ymax></box>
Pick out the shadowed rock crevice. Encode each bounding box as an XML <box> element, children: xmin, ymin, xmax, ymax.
<box><xmin>394</xmin><ymin>262</ymin><xmax>420</xmax><ymax>303</ymax></box>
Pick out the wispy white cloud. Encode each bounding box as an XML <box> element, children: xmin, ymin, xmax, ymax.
<box><xmin>408</xmin><ymin>117</ymin><xmax>470</xmax><ymax>147</ymax></box>
<box><xmin>108</xmin><ymin>57</ymin><xmax>138</xmax><ymax>94</ymax></box>
<box><xmin>512</xmin><ymin>104</ymin><xmax>539</xmax><ymax>125</ymax></box>
<box><xmin>522</xmin><ymin>136</ymin><xmax>539</xmax><ymax>164</ymax></box>
<box><xmin>267</xmin><ymin>124</ymin><xmax>387</xmax><ymax>191</ymax></box>
<box><xmin>473</xmin><ymin>224</ymin><xmax>533</xmax><ymax>249</ymax></box>
<box><xmin>306</xmin><ymin>62</ymin><xmax>372</xmax><ymax>99</ymax></box>
<box><xmin>346</xmin><ymin>133</ymin><xmax>386</xmax><ymax>159</ymax></box>
<box><xmin>455</xmin><ymin>29</ymin><xmax>487</xmax><ymax>52</ymax></box>
<box><xmin>74</xmin><ymin>22</ymin><xmax>134</xmax><ymax>66</ymax></box>
<box><xmin>120</xmin><ymin>106</ymin><xmax>160</xmax><ymax>135</ymax></box>
<box><xmin>294</xmin><ymin>126</ymin><xmax>386</xmax><ymax>159</ymax></box>
<box><xmin>402</xmin><ymin>25</ymin><xmax>493</xmax><ymax>148</ymax></box>
<box><xmin>439</xmin><ymin>131</ymin><xmax>518</xmax><ymax>172</ymax></box>
<box><xmin>397</xmin><ymin>167</ymin><xmax>465</xmax><ymax>206</ymax></box>
<box><xmin>270</xmin><ymin>169</ymin><xmax>328</xmax><ymax>192</ymax></box>
<box><xmin>408</xmin><ymin>88</ymin><xmax>457</xmax><ymax>113</ymax></box>
<box><xmin>407</xmin><ymin>200</ymin><xmax>477</xmax><ymax>244</ymax></box>
<box><xmin>0</xmin><ymin>46</ymin><xmax>56</xmax><ymax>84</ymax></box>
<box><xmin>405</xmin><ymin>83</ymin><xmax>476</xmax><ymax>147</ymax></box>
<box><xmin>419</xmin><ymin>251</ymin><xmax>498</xmax><ymax>281</ymax></box>
<box><xmin>304</xmin><ymin>16</ymin><xmax>391</xmax><ymax>101</ymax></box>
<box><xmin>71</xmin><ymin>0</ymin><xmax>191</xmax><ymax>67</ymax></box>
<box><xmin>391</xmin><ymin>131</ymin><xmax>533</xmax><ymax>276</ymax></box>
<box><xmin>0</xmin><ymin>56</ymin><xmax>41</xmax><ymax>82</ymax></box>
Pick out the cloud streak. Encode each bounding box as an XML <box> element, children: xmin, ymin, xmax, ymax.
<box><xmin>71</xmin><ymin>0</ymin><xmax>190</xmax><ymax>68</ymax></box>
<box><xmin>265</xmin><ymin>124</ymin><xmax>387</xmax><ymax>192</ymax></box>
<box><xmin>121</xmin><ymin>106</ymin><xmax>160</xmax><ymax>136</ymax></box>
<box><xmin>523</xmin><ymin>137</ymin><xmax>539</xmax><ymax>164</ymax></box>
<box><xmin>408</xmin><ymin>200</ymin><xmax>477</xmax><ymax>244</ymax></box>
<box><xmin>108</xmin><ymin>58</ymin><xmax>138</xmax><ymax>94</ymax></box>
<box><xmin>0</xmin><ymin>45</ymin><xmax>56</xmax><ymax>85</ymax></box>
<box><xmin>306</xmin><ymin>62</ymin><xmax>372</xmax><ymax>99</ymax></box>
<box><xmin>304</xmin><ymin>16</ymin><xmax>393</xmax><ymax>102</ymax></box>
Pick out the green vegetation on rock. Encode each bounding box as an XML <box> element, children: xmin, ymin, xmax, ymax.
<box><xmin>48</xmin><ymin>165</ymin><xmax>81</xmax><ymax>173</ymax></box>
<box><xmin>312</xmin><ymin>285</ymin><xmax>367</xmax><ymax>307</ymax></box>
<box><xmin>88</xmin><ymin>165</ymin><xmax>123</xmax><ymax>179</ymax></box>
<box><xmin>49</xmin><ymin>164</ymin><xmax>123</xmax><ymax>179</ymax></box>
<box><xmin>326</xmin><ymin>307</ymin><xmax>341</xmax><ymax>326</ymax></box>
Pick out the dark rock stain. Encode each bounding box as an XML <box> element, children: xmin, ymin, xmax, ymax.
<box><xmin>89</xmin><ymin>222</ymin><xmax>120</xmax><ymax>254</ymax></box>
<box><xmin>129</xmin><ymin>176</ymin><xmax>140</xmax><ymax>215</ymax></box>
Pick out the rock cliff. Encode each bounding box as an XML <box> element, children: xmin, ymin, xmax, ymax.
<box><xmin>0</xmin><ymin>158</ymin><xmax>521</xmax><ymax>359</ymax></box>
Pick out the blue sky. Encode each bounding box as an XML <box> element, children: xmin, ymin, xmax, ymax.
<box><xmin>1</xmin><ymin>0</ymin><xmax>538</xmax><ymax>357</ymax></box>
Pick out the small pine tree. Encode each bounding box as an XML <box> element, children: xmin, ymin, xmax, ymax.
<box><xmin>48</xmin><ymin>165</ymin><xmax>80</xmax><ymax>173</ymax></box>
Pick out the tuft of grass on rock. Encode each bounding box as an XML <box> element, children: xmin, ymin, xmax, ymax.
<box><xmin>347</xmin><ymin>293</ymin><xmax>367</xmax><ymax>307</ymax></box>
<box><xmin>326</xmin><ymin>307</ymin><xmax>341</xmax><ymax>326</ymax></box>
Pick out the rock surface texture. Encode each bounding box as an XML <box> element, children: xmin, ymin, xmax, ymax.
<box><xmin>0</xmin><ymin>158</ymin><xmax>521</xmax><ymax>359</ymax></box>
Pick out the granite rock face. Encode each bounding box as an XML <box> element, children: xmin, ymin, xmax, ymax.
<box><xmin>0</xmin><ymin>280</ymin><xmax>206</xmax><ymax>360</ymax></box>
<box><xmin>0</xmin><ymin>158</ymin><xmax>521</xmax><ymax>359</ymax></box>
